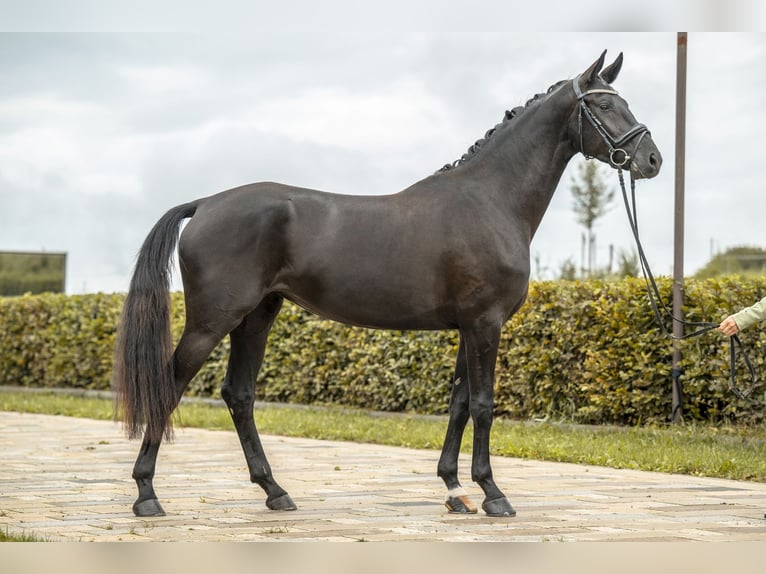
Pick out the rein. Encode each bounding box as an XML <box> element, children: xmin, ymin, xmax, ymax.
<box><xmin>618</xmin><ymin>169</ymin><xmax>757</xmax><ymax>401</ymax></box>
<box><xmin>573</xmin><ymin>75</ymin><xmax>757</xmax><ymax>401</ymax></box>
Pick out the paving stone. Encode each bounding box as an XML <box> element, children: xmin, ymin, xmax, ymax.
<box><xmin>2</xmin><ymin>411</ymin><xmax>766</xmax><ymax>541</ymax></box>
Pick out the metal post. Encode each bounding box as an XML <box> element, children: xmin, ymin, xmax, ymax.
<box><xmin>672</xmin><ymin>32</ymin><xmax>688</xmax><ymax>423</ymax></box>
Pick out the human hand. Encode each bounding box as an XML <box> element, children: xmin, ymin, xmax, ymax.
<box><xmin>718</xmin><ymin>316</ymin><xmax>740</xmax><ymax>336</ymax></box>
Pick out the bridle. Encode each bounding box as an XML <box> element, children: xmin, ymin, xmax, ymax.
<box><xmin>573</xmin><ymin>75</ymin><xmax>650</xmax><ymax>171</ymax></box>
<box><xmin>573</xmin><ymin>75</ymin><xmax>758</xmax><ymax>402</ymax></box>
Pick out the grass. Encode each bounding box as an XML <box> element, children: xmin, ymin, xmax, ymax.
<box><xmin>2</xmin><ymin>389</ymin><xmax>766</xmax><ymax>482</ymax></box>
<box><xmin>0</xmin><ymin>526</ymin><xmax>50</xmax><ymax>542</ymax></box>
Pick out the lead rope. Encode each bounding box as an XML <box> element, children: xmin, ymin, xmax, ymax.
<box><xmin>618</xmin><ymin>169</ymin><xmax>757</xmax><ymax>400</ymax></box>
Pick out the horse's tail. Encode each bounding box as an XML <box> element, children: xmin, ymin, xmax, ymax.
<box><xmin>113</xmin><ymin>200</ymin><xmax>200</xmax><ymax>443</ymax></box>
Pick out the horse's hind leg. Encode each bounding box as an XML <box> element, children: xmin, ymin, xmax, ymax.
<box><xmin>132</xmin><ymin>320</ymin><xmax>238</xmax><ymax>517</ymax></box>
<box><xmin>437</xmin><ymin>335</ymin><xmax>478</xmax><ymax>513</ymax></box>
<box><xmin>220</xmin><ymin>293</ymin><xmax>296</xmax><ymax>511</ymax></box>
<box><xmin>132</xmin><ymin>439</ymin><xmax>166</xmax><ymax>516</ymax></box>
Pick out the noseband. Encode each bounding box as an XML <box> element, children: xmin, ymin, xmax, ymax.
<box><xmin>573</xmin><ymin>75</ymin><xmax>649</xmax><ymax>169</ymax></box>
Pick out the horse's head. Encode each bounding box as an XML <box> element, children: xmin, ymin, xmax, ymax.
<box><xmin>569</xmin><ymin>51</ymin><xmax>662</xmax><ymax>180</ymax></box>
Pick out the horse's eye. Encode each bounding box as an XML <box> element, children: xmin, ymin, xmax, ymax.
<box><xmin>599</xmin><ymin>102</ymin><xmax>609</xmax><ymax>111</ymax></box>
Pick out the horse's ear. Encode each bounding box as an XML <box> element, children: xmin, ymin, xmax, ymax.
<box><xmin>600</xmin><ymin>52</ymin><xmax>623</xmax><ymax>84</ymax></box>
<box><xmin>580</xmin><ymin>50</ymin><xmax>607</xmax><ymax>88</ymax></box>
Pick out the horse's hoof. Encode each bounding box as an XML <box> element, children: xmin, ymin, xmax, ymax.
<box><xmin>266</xmin><ymin>493</ymin><xmax>297</xmax><ymax>511</ymax></box>
<box><xmin>133</xmin><ymin>498</ymin><xmax>166</xmax><ymax>517</ymax></box>
<box><xmin>445</xmin><ymin>495</ymin><xmax>478</xmax><ymax>514</ymax></box>
<box><xmin>482</xmin><ymin>497</ymin><xmax>516</xmax><ymax>517</ymax></box>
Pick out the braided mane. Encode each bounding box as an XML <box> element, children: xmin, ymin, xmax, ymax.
<box><xmin>437</xmin><ymin>79</ymin><xmax>568</xmax><ymax>173</ymax></box>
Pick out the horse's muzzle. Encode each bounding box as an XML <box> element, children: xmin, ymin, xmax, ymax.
<box><xmin>630</xmin><ymin>136</ymin><xmax>662</xmax><ymax>180</ymax></box>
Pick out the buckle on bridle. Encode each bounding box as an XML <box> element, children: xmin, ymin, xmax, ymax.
<box><xmin>610</xmin><ymin>148</ymin><xmax>630</xmax><ymax>167</ymax></box>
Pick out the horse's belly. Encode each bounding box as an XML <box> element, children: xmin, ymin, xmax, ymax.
<box><xmin>282</xmin><ymin>288</ymin><xmax>455</xmax><ymax>331</ymax></box>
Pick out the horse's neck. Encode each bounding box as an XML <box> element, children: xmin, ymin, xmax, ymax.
<box><xmin>457</xmin><ymin>93</ymin><xmax>576</xmax><ymax>235</ymax></box>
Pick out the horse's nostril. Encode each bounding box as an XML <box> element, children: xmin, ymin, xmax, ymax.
<box><xmin>649</xmin><ymin>153</ymin><xmax>658</xmax><ymax>167</ymax></box>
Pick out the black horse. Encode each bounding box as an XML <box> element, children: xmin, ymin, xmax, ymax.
<box><xmin>114</xmin><ymin>51</ymin><xmax>662</xmax><ymax>518</ymax></box>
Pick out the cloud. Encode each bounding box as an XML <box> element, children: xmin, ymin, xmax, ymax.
<box><xmin>116</xmin><ymin>63</ymin><xmax>210</xmax><ymax>95</ymax></box>
<box><xmin>1</xmin><ymin>32</ymin><xmax>765</xmax><ymax>294</ymax></box>
<box><xmin>236</xmin><ymin>81</ymin><xmax>454</xmax><ymax>154</ymax></box>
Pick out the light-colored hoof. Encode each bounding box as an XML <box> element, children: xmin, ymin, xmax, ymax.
<box><xmin>445</xmin><ymin>495</ymin><xmax>478</xmax><ymax>514</ymax></box>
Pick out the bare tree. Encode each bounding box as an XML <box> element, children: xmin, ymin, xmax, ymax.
<box><xmin>570</xmin><ymin>159</ymin><xmax>614</xmax><ymax>277</ymax></box>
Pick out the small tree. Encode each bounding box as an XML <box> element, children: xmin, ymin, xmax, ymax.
<box><xmin>570</xmin><ymin>159</ymin><xmax>614</xmax><ymax>277</ymax></box>
<box><xmin>615</xmin><ymin>248</ymin><xmax>640</xmax><ymax>278</ymax></box>
<box><xmin>558</xmin><ymin>257</ymin><xmax>578</xmax><ymax>281</ymax></box>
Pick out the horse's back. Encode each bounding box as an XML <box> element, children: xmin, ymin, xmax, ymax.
<box><xmin>179</xmin><ymin>181</ymin><xmax>420</xmax><ymax>260</ymax></box>
<box><xmin>176</xmin><ymin>179</ymin><xmax>529</xmax><ymax>330</ymax></box>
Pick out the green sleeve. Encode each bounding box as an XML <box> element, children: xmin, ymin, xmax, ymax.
<box><xmin>732</xmin><ymin>295</ymin><xmax>766</xmax><ymax>331</ymax></box>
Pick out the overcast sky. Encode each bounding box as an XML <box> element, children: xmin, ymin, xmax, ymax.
<box><xmin>1</xmin><ymin>22</ymin><xmax>765</xmax><ymax>292</ymax></box>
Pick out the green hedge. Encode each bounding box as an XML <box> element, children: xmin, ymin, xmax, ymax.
<box><xmin>1</xmin><ymin>277</ymin><xmax>764</xmax><ymax>425</ymax></box>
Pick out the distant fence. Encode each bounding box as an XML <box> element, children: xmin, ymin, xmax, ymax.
<box><xmin>0</xmin><ymin>251</ymin><xmax>67</xmax><ymax>296</ymax></box>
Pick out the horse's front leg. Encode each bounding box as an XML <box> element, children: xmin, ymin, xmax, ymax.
<box><xmin>462</xmin><ymin>321</ymin><xmax>516</xmax><ymax>517</ymax></box>
<box><xmin>437</xmin><ymin>335</ymin><xmax>478</xmax><ymax>513</ymax></box>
